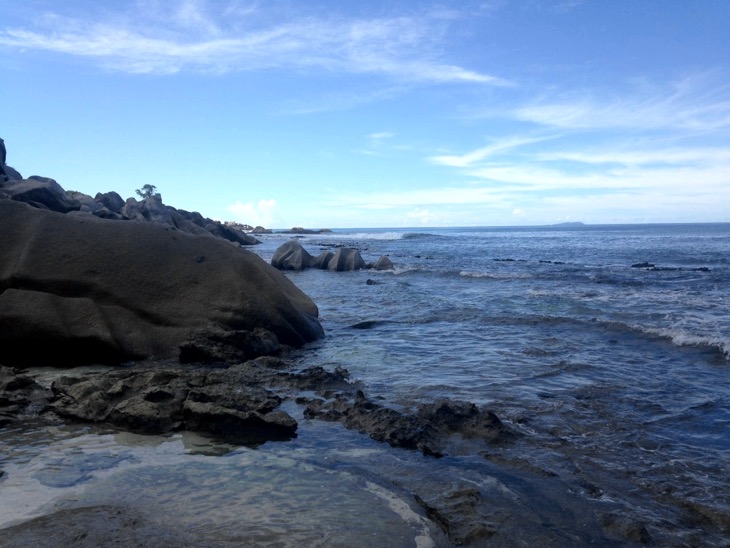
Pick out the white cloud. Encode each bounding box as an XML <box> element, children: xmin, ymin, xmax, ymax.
<box><xmin>0</xmin><ymin>2</ymin><xmax>506</xmax><ymax>85</ymax></box>
<box><xmin>405</xmin><ymin>207</ymin><xmax>434</xmax><ymax>224</ymax></box>
<box><xmin>368</xmin><ymin>132</ymin><xmax>395</xmax><ymax>140</ymax></box>
<box><xmin>430</xmin><ymin>135</ymin><xmax>558</xmax><ymax>167</ymax></box>
<box><xmin>227</xmin><ymin>198</ymin><xmax>276</xmax><ymax>227</ymax></box>
<box><xmin>513</xmin><ymin>75</ymin><xmax>730</xmax><ymax>132</ymax></box>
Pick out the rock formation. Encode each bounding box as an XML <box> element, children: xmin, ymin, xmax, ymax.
<box><xmin>0</xmin><ymin>139</ymin><xmax>259</xmax><ymax>246</ymax></box>
<box><xmin>0</xmin><ymin>199</ymin><xmax>323</xmax><ymax>367</ymax></box>
<box><xmin>271</xmin><ymin>240</ymin><xmax>394</xmax><ymax>272</ymax></box>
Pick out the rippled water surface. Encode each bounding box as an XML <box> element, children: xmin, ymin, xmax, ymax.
<box><xmin>258</xmin><ymin>223</ymin><xmax>730</xmax><ymax>544</ymax></box>
<box><xmin>2</xmin><ymin>223</ymin><xmax>728</xmax><ymax>546</ymax></box>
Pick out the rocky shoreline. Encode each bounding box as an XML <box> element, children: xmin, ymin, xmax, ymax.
<box><xmin>0</xmin><ymin>142</ymin><xmax>519</xmax><ymax>545</ymax></box>
<box><xmin>1</xmin><ymin>355</ymin><xmax>517</xmax><ymax>545</ymax></box>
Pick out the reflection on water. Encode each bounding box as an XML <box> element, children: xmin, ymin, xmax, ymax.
<box><xmin>0</xmin><ymin>422</ymin><xmax>442</xmax><ymax>547</ymax></box>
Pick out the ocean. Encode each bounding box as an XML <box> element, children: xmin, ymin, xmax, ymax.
<box><xmin>1</xmin><ymin>223</ymin><xmax>728</xmax><ymax>546</ymax></box>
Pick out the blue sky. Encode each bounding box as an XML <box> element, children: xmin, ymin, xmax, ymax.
<box><xmin>2</xmin><ymin>0</ymin><xmax>729</xmax><ymax>228</ymax></box>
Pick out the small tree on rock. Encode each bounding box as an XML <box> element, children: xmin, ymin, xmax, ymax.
<box><xmin>136</xmin><ymin>184</ymin><xmax>159</xmax><ymax>199</ymax></box>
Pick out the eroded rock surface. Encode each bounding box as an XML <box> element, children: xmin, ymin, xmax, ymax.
<box><xmin>300</xmin><ymin>390</ymin><xmax>516</xmax><ymax>457</ymax></box>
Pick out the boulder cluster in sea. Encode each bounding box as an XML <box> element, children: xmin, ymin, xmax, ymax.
<box><xmin>0</xmin><ymin>140</ymin><xmax>514</xmax><ymax>546</ymax></box>
<box><xmin>270</xmin><ymin>239</ymin><xmax>394</xmax><ymax>272</ymax></box>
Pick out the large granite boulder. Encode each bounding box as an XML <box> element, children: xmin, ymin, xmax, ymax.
<box><xmin>94</xmin><ymin>191</ymin><xmax>125</xmax><ymax>213</ymax></box>
<box><xmin>327</xmin><ymin>247</ymin><xmax>367</xmax><ymax>271</ymax></box>
<box><xmin>271</xmin><ymin>241</ymin><xmax>394</xmax><ymax>272</ymax></box>
<box><xmin>271</xmin><ymin>240</ymin><xmax>314</xmax><ymax>270</ymax></box>
<box><xmin>0</xmin><ymin>200</ymin><xmax>323</xmax><ymax>367</ymax></box>
<box><xmin>2</xmin><ymin>176</ymin><xmax>81</xmax><ymax>213</ymax></box>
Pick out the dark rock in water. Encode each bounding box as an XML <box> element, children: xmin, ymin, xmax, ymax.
<box><xmin>251</xmin><ymin>225</ymin><xmax>272</xmax><ymax>234</ymax></box>
<box><xmin>271</xmin><ymin>240</ymin><xmax>314</xmax><ymax>271</ymax></box>
<box><xmin>301</xmin><ymin>391</ymin><xmax>515</xmax><ymax>457</ymax></box>
<box><xmin>327</xmin><ymin>247</ymin><xmax>366</xmax><ymax>271</ymax></box>
<box><xmin>601</xmin><ymin>512</ymin><xmax>653</xmax><ymax>544</ymax></box>
<box><xmin>415</xmin><ymin>485</ymin><xmax>498</xmax><ymax>545</ymax></box>
<box><xmin>366</xmin><ymin>278</ymin><xmax>380</xmax><ymax>285</ymax></box>
<box><xmin>283</xmin><ymin>227</ymin><xmax>331</xmax><ymax>234</ymax></box>
<box><xmin>0</xmin><ymin>366</ymin><xmax>52</xmax><ymax>426</ymax></box>
<box><xmin>0</xmin><ymin>199</ymin><xmax>323</xmax><ymax>367</ymax></box>
<box><xmin>2</xmin><ymin>176</ymin><xmax>81</xmax><ymax>213</ymax></box>
<box><xmin>631</xmin><ymin>262</ymin><xmax>655</xmax><ymax>268</ymax></box>
<box><xmin>0</xmin><ymin>505</ymin><xmax>195</xmax><ymax>548</ymax></box>
<box><xmin>350</xmin><ymin>320</ymin><xmax>382</xmax><ymax>329</ymax></box>
<box><xmin>271</xmin><ymin>241</ymin><xmax>394</xmax><ymax>272</ymax></box>
<box><xmin>310</xmin><ymin>251</ymin><xmax>334</xmax><ymax>269</ymax></box>
<box><xmin>370</xmin><ymin>255</ymin><xmax>395</xmax><ymax>271</ymax></box>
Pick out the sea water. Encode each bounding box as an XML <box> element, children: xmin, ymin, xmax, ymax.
<box><xmin>1</xmin><ymin>223</ymin><xmax>728</xmax><ymax>546</ymax></box>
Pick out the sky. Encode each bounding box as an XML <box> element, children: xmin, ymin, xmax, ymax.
<box><xmin>1</xmin><ymin>0</ymin><xmax>729</xmax><ymax>228</ymax></box>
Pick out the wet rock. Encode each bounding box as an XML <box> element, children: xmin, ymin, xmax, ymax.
<box><xmin>0</xmin><ymin>505</ymin><xmax>194</xmax><ymax>547</ymax></box>
<box><xmin>270</xmin><ymin>241</ymin><xmax>394</xmax><ymax>272</ymax></box>
<box><xmin>327</xmin><ymin>248</ymin><xmax>366</xmax><ymax>271</ymax></box>
<box><xmin>601</xmin><ymin>512</ymin><xmax>653</xmax><ymax>544</ymax></box>
<box><xmin>370</xmin><ymin>255</ymin><xmax>394</xmax><ymax>270</ymax></box>
<box><xmin>50</xmin><ymin>365</ymin><xmax>298</xmax><ymax>444</ymax></box>
<box><xmin>310</xmin><ymin>251</ymin><xmax>334</xmax><ymax>269</ymax></box>
<box><xmin>350</xmin><ymin>320</ymin><xmax>382</xmax><ymax>329</ymax></box>
<box><xmin>301</xmin><ymin>391</ymin><xmax>515</xmax><ymax>457</ymax></box>
<box><xmin>415</xmin><ymin>485</ymin><xmax>499</xmax><ymax>545</ymax></box>
<box><xmin>283</xmin><ymin>227</ymin><xmax>331</xmax><ymax>234</ymax></box>
<box><xmin>271</xmin><ymin>240</ymin><xmax>314</xmax><ymax>271</ymax></box>
<box><xmin>279</xmin><ymin>365</ymin><xmax>353</xmax><ymax>391</ymax></box>
<box><xmin>0</xmin><ymin>365</ymin><xmax>52</xmax><ymax>425</ymax></box>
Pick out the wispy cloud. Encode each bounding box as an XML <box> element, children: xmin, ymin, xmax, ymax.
<box><xmin>423</xmin><ymin>71</ymin><xmax>730</xmax><ymax>223</ymax></box>
<box><xmin>430</xmin><ymin>135</ymin><xmax>558</xmax><ymax>167</ymax></box>
<box><xmin>0</xmin><ymin>1</ymin><xmax>507</xmax><ymax>85</ymax></box>
<box><xmin>514</xmin><ymin>74</ymin><xmax>730</xmax><ymax>132</ymax></box>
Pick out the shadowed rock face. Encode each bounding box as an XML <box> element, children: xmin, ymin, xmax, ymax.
<box><xmin>0</xmin><ymin>200</ymin><xmax>324</xmax><ymax>367</ymax></box>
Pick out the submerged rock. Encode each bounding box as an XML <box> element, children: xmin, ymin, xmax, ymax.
<box><xmin>300</xmin><ymin>390</ymin><xmax>515</xmax><ymax>457</ymax></box>
<box><xmin>0</xmin><ymin>366</ymin><xmax>52</xmax><ymax>426</ymax></box>
<box><xmin>0</xmin><ymin>200</ymin><xmax>323</xmax><ymax>367</ymax></box>
<box><xmin>415</xmin><ymin>485</ymin><xmax>499</xmax><ymax>545</ymax></box>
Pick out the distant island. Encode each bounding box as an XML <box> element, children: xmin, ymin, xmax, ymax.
<box><xmin>551</xmin><ymin>221</ymin><xmax>586</xmax><ymax>227</ymax></box>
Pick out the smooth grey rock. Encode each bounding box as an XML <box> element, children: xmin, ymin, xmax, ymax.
<box><xmin>327</xmin><ymin>248</ymin><xmax>366</xmax><ymax>271</ymax></box>
<box><xmin>271</xmin><ymin>240</ymin><xmax>314</xmax><ymax>271</ymax></box>
<box><xmin>0</xmin><ymin>200</ymin><xmax>323</xmax><ymax>367</ymax></box>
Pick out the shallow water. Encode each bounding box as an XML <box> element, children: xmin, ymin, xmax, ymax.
<box><xmin>2</xmin><ymin>223</ymin><xmax>729</xmax><ymax>546</ymax></box>
<box><xmin>257</xmin><ymin>224</ymin><xmax>730</xmax><ymax>544</ymax></box>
